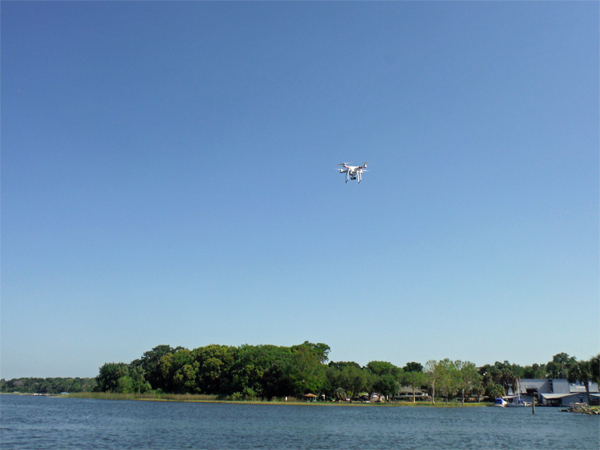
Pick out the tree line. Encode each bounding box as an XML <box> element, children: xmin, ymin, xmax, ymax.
<box><xmin>3</xmin><ymin>345</ymin><xmax>597</xmax><ymax>402</ymax></box>
<box><xmin>91</xmin><ymin>343</ymin><xmax>599</xmax><ymax>403</ymax></box>
<box><xmin>0</xmin><ymin>377</ymin><xmax>96</xmax><ymax>394</ymax></box>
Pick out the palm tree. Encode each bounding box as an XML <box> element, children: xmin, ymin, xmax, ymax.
<box><xmin>569</xmin><ymin>356</ymin><xmax>599</xmax><ymax>405</ymax></box>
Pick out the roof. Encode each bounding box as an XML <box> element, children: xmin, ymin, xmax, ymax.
<box><xmin>570</xmin><ymin>382</ymin><xmax>600</xmax><ymax>393</ymax></box>
<box><xmin>303</xmin><ymin>393</ymin><xmax>317</xmax><ymax>397</ymax></box>
<box><xmin>519</xmin><ymin>379</ymin><xmax>550</xmax><ymax>390</ymax></box>
<box><xmin>551</xmin><ymin>379</ymin><xmax>570</xmax><ymax>394</ymax></box>
<box><xmin>540</xmin><ymin>393</ymin><xmax>579</xmax><ymax>399</ymax></box>
<box><xmin>511</xmin><ymin>379</ymin><xmax>600</xmax><ymax>395</ymax></box>
<box><xmin>398</xmin><ymin>387</ymin><xmax>425</xmax><ymax>394</ymax></box>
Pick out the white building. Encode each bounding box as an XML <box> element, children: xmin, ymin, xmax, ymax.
<box><xmin>511</xmin><ymin>379</ymin><xmax>600</xmax><ymax>407</ymax></box>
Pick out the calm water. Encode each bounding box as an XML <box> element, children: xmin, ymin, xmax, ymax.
<box><xmin>1</xmin><ymin>395</ymin><xmax>598</xmax><ymax>449</ymax></box>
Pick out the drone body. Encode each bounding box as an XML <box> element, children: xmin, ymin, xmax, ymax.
<box><xmin>338</xmin><ymin>162</ymin><xmax>369</xmax><ymax>183</ymax></box>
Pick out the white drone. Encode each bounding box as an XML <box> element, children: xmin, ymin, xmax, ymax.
<box><xmin>337</xmin><ymin>162</ymin><xmax>369</xmax><ymax>183</ymax></box>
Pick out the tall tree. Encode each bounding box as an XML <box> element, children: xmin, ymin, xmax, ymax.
<box><xmin>485</xmin><ymin>382</ymin><xmax>505</xmax><ymax>400</ymax></box>
<box><xmin>455</xmin><ymin>361</ymin><xmax>482</xmax><ymax>404</ymax></box>
<box><xmin>192</xmin><ymin>344</ymin><xmax>237</xmax><ymax>394</ymax></box>
<box><xmin>591</xmin><ymin>354</ymin><xmax>600</xmax><ymax>383</ymax></box>
<box><xmin>325</xmin><ymin>362</ymin><xmax>368</xmax><ymax>399</ymax></box>
<box><xmin>403</xmin><ymin>362</ymin><xmax>423</xmax><ymax>373</ymax></box>
<box><xmin>568</xmin><ymin>355</ymin><xmax>599</xmax><ymax>405</ymax></box>
<box><xmin>286</xmin><ymin>345</ymin><xmax>327</xmax><ymax>396</ymax></box>
<box><xmin>334</xmin><ymin>363</ymin><xmax>369</xmax><ymax>398</ymax></box>
<box><xmin>292</xmin><ymin>342</ymin><xmax>331</xmax><ymax>364</ymax></box>
<box><xmin>546</xmin><ymin>353</ymin><xmax>577</xmax><ymax>379</ymax></box>
<box><xmin>372</xmin><ymin>374</ymin><xmax>399</xmax><ymax>400</ymax></box>
<box><xmin>425</xmin><ymin>360</ymin><xmax>441</xmax><ymax>404</ymax></box>
<box><xmin>366</xmin><ymin>361</ymin><xmax>402</xmax><ymax>399</ymax></box>
<box><xmin>481</xmin><ymin>361</ymin><xmax>521</xmax><ymax>395</ymax></box>
<box><xmin>173</xmin><ymin>349</ymin><xmax>200</xmax><ymax>393</ymax></box>
<box><xmin>366</xmin><ymin>361</ymin><xmax>402</xmax><ymax>378</ymax></box>
<box><xmin>523</xmin><ymin>363</ymin><xmax>546</xmax><ymax>379</ymax></box>
<box><xmin>262</xmin><ymin>359</ymin><xmax>293</xmax><ymax>399</ymax></box>
<box><xmin>95</xmin><ymin>362</ymin><xmax>130</xmax><ymax>393</ymax></box>
<box><xmin>228</xmin><ymin>344</ymin><xmax>290</xmax><ymax>397</ymax></box>
<box><xmin>402</xmin><ymin>371</ymin><xmax>428</xmax><ymax>403</ymax></box>
<box><xmin>139</xmin><ymin>345</ymin><xmax>181</xmax><ymax>391</ymax></box>
<box><xmin>436</xmin><ymin>359</ymin><xmax>459</xmax><ymax>402</ymax></box>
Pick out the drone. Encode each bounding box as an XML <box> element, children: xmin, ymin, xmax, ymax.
<box><xmin>337</xmin><ymin>162</ymin><xmax>369</xmax><ymax>183</ymax></box>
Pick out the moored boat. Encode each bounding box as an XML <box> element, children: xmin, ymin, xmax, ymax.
<box><xmin>505</xmin><ymin>381</ymin><xmax>532</xmax><ymax>407</ymax></box>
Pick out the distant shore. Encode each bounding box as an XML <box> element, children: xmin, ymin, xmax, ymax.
<box><xmin>60</xmin><ymin>392</ymin><xmax>493</xmax><ymax>407</ymax></box>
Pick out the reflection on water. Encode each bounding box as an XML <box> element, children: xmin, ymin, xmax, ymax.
<box><xmin>1</xmin><ymin>395</ymin><xmax>598</xmax><ymax>449</ymax></box>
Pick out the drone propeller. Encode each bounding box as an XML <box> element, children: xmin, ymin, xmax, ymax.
<box><xmin>337</xmin><ymin>162</ymin><xmax>351</xmax><ymax>166</ymax></box>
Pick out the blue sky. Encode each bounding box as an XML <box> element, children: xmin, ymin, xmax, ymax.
<box><xmin>2</xmin><ymin>2</ymin><xmax>598</xmax><ymax>379</ymax></box>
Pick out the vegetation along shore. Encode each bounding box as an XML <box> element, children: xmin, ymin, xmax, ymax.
<box><xmin>63</xmin><ymin>391</ymin><xmax>490</xmax><ymax>406</ymax></box>
<box><xmin>2</xmin><ymin>342</ymin><xmax>598</xmax><ymax>406</ymax></box>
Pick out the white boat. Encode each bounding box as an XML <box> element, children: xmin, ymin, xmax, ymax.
<box><xmin>505</xmin><ymin>381</ymin><xmax>532</xmax><ymax>407</ymax></box>
<box><xmin>494</xmin><ymin>397</ymin><xmax>507</xmax><ymax>407</ymax></box>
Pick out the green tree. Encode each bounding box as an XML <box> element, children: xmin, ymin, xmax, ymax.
<box><xmin>193</xmin><ymin>344</ymin><xmax>237</xmax><ymax>394</ymax></box>
<box><xmin>117</xmin><ymin>375</ymin><xmax>134</xmax><ymax>393</ymax></box>
<box><xmin>480</xmin><ymin>361</ymin><xmax>522</xmax><ymax>395</ymax></box>
<box><xmin>372</xmin><ymin>374</ymin><xmax>399</xmax><ymax>401</ymax></box>
<box><xmin>328</xmin><ymin>361</ymin><xmax>361</xmax><ymax>371</ymax></box>
<box><xmin>138</xmin><ymin>345</ymin><xmax>181</xmax><ymax>391</ymax></box>
<box><xmin>161</xmin><ymin>348</ymin><xmax>198</xmax><ymax>393</ymax></box>
<box><xmin>96</xmin><ymin>362</ymin><xmax>130</xmax><ymax>393</ymax></box>
<box><xmin>262</xmin><ymin>359</ymin><xmax>293</xmax><ymax>398</ymax></box>
<box><xmin>402</xmin><ymin>371</ymin><xmax>428</xmax><ymax>403</ymax></box>
<box><xmin>0</xmin><ymin>377</ymin><xmax>96</xmax><ymax>394</ymax></box>
<box><xmin>436</xmin><ymin>359</ymin><xmax>459</xmax><ymax>402</ymax></box>
<box><xmin>333</xmin><ymin>387</ymin><xmax>347</xmax><ymax>401</ymax></box>
<box><xmin>327</xmin><ymin>362</ymin><xmax>368</xmax><ymax>399</ymax></box>
<box><xmin>129</xmin><ymin>366</ymin><xmax>151</xmax><ymax>393</ymax></box>
<box><xmin>229</xmin><ymin>344</ymin><xmax>292</xmax><ymax>398</ymax></box>
<box><xmin>568</xmin><ymin>355</ymin><xmax>599</xmax><ymax>405</ymax></box>
<box><xmin>292</xmin><ymin>342</ymin><xmax>331</xmax><ymax>364</ymax></box>
<box><xmin>455</xmin><ymin>361</ymin><xmax>482</xmax><ymax>404</ymax></box>
<box><xmin>425</xmin><ymin>360</ymin><xmax>441</xmax><ymax>404</ymax></box>
<box><xmin>366</xmin><ymin>361</ymin><xmax>402</xmax><ymax>400</ymax></box>
<box><xmin>546</xmin><ymin>353</ymin><xmax>577</xmax><ymax>379</ymax></box>
<box><xmin>591</xmin><ymin>354</ymin><xmax>599</xmax><ymax>383</ymax></box>
<box><xmin>287</xmin><ymin>345</ymin><xmax>327</xmax><ymax>396</ymax></box>
<box><xmin>485</xmin><ymin>382</ymin><xmax>505</xmax><ymax>400</ymax></box>
<box><xmin>366</xmin><ymin>361</ymin><xmax>402</xmax><ymax>378</ymax></box>
<box><xmin>403</xmin><ymin>362</ymin><xmax>423</xmax><ymax>373</ymax></box>
<box><xmin>523</xmin><ymin>363</ymin><xmax>546</xmax><ymax>379</ymax></box>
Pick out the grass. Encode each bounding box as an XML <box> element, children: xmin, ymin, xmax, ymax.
<box><xmin>67</xmin><ymin>392</ymin><xmax>221</xmax><ymax>402</ymax></box>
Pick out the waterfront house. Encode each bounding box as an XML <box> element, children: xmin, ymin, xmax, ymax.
<box><xmin>395</xmin><ymin>386</ymin><xmax>429</xmax><ymax>401</ymax></box>
<box><xmin>510</xmin><ymin>379</ymin><xmax>600</xmax><ymax>406</ymax></box>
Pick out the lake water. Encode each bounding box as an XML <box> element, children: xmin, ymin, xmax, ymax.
<box><xmin>1</xmin><ymin>395</ymin><xmax>598</xmax><ymax>449</ymax></box>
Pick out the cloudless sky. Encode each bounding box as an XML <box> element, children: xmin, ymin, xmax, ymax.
<box><xmin>2</xmin><ymin>2</ymin><xmax>598</xmax><ymax>379</ymax></box>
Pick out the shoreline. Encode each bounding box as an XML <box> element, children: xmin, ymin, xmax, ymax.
<box><xmin>59</xmin><ymin>392</ymin><xmax>493</xmax><ymax>407</ymax></box>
